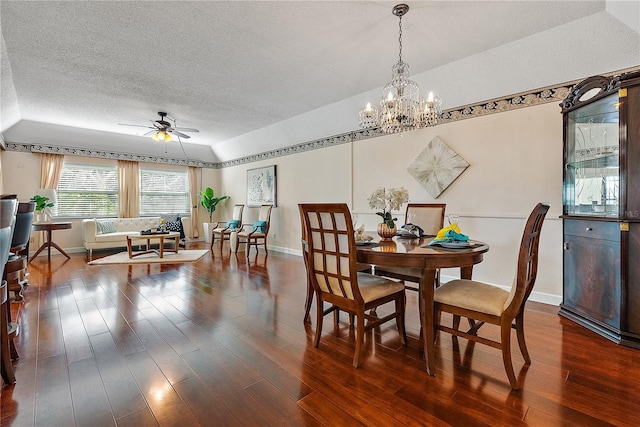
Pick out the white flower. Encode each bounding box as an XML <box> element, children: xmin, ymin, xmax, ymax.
<box><xmin>367</xmin><ymin>187</ymin><xmax>409</xmax><ymax>227</ymax></box>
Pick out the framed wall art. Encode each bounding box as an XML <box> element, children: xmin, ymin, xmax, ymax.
<box><xmin>247</xmin><ymin>165</ymin><xmax>277</xmax><ymax>207</ymax></box>
<box><xmin>407</xmin><ymin>136</ymin><xmax>469</xmax><ymax>198</ymax></box>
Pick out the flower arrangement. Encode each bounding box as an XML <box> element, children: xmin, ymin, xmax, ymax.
<box><xmin>367</xmin><ymin>187</ymin><xmax>409</xmax><ymax>228</ymax></box>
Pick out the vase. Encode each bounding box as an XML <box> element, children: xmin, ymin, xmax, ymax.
<box><xmin>377</xmin><ymin>223</ymin><xmax>396</xmax><ymax>239</ymax></box>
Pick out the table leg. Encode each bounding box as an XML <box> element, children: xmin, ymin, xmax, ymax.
<box><xmin>420</xmin><ymin>268</ymin><xmax>437</xmax><ymax>376</ymax></box>
<box><xmin>30</xmin><ymin>242</ymin><xmax>47</xmax><ymax>260</ymax></box>
<box><xmin>460</xmin><ymin>266</ymin><xmax>474</xmax><ymax>280</ymax></box>
<box><xmin>46</xmin><ymin>230</ymin><xmax>52</xmax><ymax>259</ymax></box>
<box><xmin>159</xmin><ymin>237</ymin><xmax>165</xmax><ymax>258</ymax></box>
<box><xmin>49</xmin><ymin>241</ymin><xmax>70</xmax><ymax>259</ymax></box>
<box><xmin>29</xmin><ymin>230</ymin><xmax>70</xmax><ymax>260</ymax></box>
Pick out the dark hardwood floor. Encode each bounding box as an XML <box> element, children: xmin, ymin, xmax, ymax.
<box><xmin>2</xmin><ymin>242</ymin><xmax>640</xmax><ymax>426</ymax></box>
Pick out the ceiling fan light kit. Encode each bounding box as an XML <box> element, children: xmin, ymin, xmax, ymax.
<box><xmin>152</xmin><ymin>130</ymin><xmax>172</xmax><ymax>142</ymax></box>
<box><xmin>119</xmin><ymin>111</ymin><xmax>199</xmax><ymax>142</ymax></box>
<box><xmin>359</xmin><ymin>3</ymin><xmax>442</xmax><ymax>133</ymax></box>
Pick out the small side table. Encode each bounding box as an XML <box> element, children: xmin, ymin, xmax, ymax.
<box><xmin>30</xmin><ymin>221</ymin><xmax>72</xmax><ymax>261</ymax></box>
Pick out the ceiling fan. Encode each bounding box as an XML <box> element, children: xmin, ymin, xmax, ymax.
<box><xmin>119</xmin><ymin>112</ymin><xmax>199</xmax><ymax>142</ymax></box>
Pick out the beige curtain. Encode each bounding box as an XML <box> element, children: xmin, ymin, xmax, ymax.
<box><xmin>35</xmin><ymin>153</ymin><xmax>65</xmax><ymax>246</ymax></box>
<box><xmin>40</xmin><ymin>153</ymin><xmax>64</xmax><ymax>189</ymax></box>
<box><xmin>188</xmin><ymin>166</ymin><xmax>199</xmax><ymax>238</ymax></box>
<box><xmin>117</xmin><ymin>160</ymin><xmax>140</xmax><ymax>218</ymax></box>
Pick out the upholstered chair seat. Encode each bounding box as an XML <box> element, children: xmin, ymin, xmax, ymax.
<box><xmin>434</xmin><ymin>280</ymin><xmax>510</xmax><ymax>317</ymax></box>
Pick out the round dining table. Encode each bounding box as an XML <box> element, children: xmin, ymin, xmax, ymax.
<box><xmin>356</xmin><ymin>236</ymin><xmax>489</xmax><ymax>376</ymax></box>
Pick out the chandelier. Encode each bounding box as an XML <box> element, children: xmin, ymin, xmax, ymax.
<box><xmin>359</xmin><ymin>4</ymin><xmax>442</xmax><ymax>133</ymax></box>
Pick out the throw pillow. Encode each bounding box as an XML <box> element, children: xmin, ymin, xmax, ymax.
<box><xmin>165</xmin><ymin>220</ymin><xmax>182</xmax><ymax>233</ymax></box>
<box><xmin>228</xmin><ymin>219</ymin><xmax>240</xmax><ymax>230</ymax></box>
<box><xmin>253</xmin><ymin>220</ymin><xmax>267</xmax><ymax>233</ymax></box>
<box><xmin>96</xmin><ymin>219</ymin><xmax>116</xmax><ymax>234</ymax></box>
<box><xmin>94</xmin><ymin>218</ymin><xmax>102</xmax><ymax>235</ymax></box>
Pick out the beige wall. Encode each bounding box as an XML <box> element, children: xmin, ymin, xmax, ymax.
<box><xmin>0</xmin><ymin>101</ymin><xmax>565</xmax><ymax>304</ymax></box>
<box><xmin>214</xmin><ymin>102</ymin><xmax>564</xmax><ymax>304</ymax></box>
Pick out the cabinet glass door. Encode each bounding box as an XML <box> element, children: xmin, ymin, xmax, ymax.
<box><xmin>564</xmin><ymin>93</ymin><xmax>620</xmax><ymax>216</ymax></box>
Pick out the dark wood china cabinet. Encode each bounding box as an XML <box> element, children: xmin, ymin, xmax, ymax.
<box><xmin>559</xmin><ymin>70</ymin><xmax>640</xmax><ymax>348</ymax></box>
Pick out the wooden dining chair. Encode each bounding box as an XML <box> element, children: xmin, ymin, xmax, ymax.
<box><xmin>375</xmin><ymin>203</ymin><xmax>446</xmax><ymax>291</ymax></box>
<box><xmin>1</xmin><ymin>198</ymin><xmax>19</xmax><ymax>385</ymax></box>
<box><xmin>236</xmin><ymin>204</ymin><xmax>272</xmax><ymax>256</ymax></box>
<box><xmin>300</xmin><ymin>207</ymin><xmax>372</xmax><ymax>325</ymax></box>
<box><xmin>299</xmin><ymin>203</ymin><xmax>406</xmax><ymax>368</ymax></box>
<box><xmin>210</xmin><ymin>204</ymin><xmax>244</xmax><ymax>251</ymax></box>
<box><xmin>433</xmin><ymin>202</ymin><xmax>549</xmax><ymax>389</ymax></box>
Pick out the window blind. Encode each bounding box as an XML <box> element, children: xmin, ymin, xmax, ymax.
<box><xmin>140</xmin><ymin>169</ymin><xmax>190</xmax><ymax>216</ymax></box>
<box><xmin>57</xmin><ymin>164</ymin><xmax>118</xmax><ymax>217</ymax></box>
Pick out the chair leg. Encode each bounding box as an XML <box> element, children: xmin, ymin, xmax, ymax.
<box><xmin>501</xmin><ymin>320</ymin><xmax>519</xmax><ymax>390</ymax></box>
<box><xmin>515</xmin><ymin>311</ymin><xmax>531</xmax><ymax>363</ymax></box>
<box><xmin>210</xmin><ymin>231</ymin><xmax>215</xmax><ymax>250</ymax></box>
<box><xmin>452</xmin><ymin>315</ymin><xmax>461</xmax><ymax>331</ymax></box>
<box><xmin>353</xmin><ymin>311</ymin><xmax>365</xmax><ymax>368</ymax></box>
<box><xmin>264</xmin><ymin>238</ymin><xmax>268</xmax><ymax>255</ymax></box>
<box><xmin>314</xmin><ymin>297</ymin><xmax>324</xmax><ymax>348</ymax></box>
<box><xmin>303</xmin><ymin>279</ymin><xmax>313</xmax><ymax>324</ymax></box>
<box><xmin>245</xmin><ymin>238</ymin><xmax>252</xmax><ymax>257</ymax></box>
<box><xmin>395</xmin><ymin>293</ymin><xmax>407</xmax><ymax>345</ymax></box>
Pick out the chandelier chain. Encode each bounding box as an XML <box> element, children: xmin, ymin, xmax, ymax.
<box><xmin>398</xmin><ymin>14</ymin><xmax>403</xmax><ymax>63</ymax></box>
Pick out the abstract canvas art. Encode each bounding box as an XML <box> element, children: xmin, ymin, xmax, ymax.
<box><xmin>247</xmin><ymin>165</ymin><xmax>277</xmax><ymax>207</ymax></box>
<box><xmin>407</xmin><ymin>136</ymin><xmax>469</xmax><ymax>198</ymax></box>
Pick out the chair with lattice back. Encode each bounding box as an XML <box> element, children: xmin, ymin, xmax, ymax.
<box><xmin>299</xmin><ymin>203</ymin><xmax>407</xmax><ymax>367</ymax></box>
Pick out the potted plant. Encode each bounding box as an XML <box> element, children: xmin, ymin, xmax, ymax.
<box><xmin>30</xmin><ymin>194</ymin><xmax>55</xmax><ymax>222</ymax></box>
<box><xmin>367</xmin><ymin>187</ymin><xmax>409</xmax><ymax>239</ymax></box>
<box><xmin>200</xmin><ymin>187</ymin><xmax>229</xmax><ymax>243</ymax></box>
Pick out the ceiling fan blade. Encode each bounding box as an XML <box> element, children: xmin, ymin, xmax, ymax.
<box><xmin>173</xmin><ymin>127</ymin><xmax>199</xmax><ymax>133</ymax></box>
<box><xmin>169</xmin><ymin>130</ymin><xmax>191</xmax><ymax>139</ymax></box>
<box><xmin>119</xmin><ymin>124</ymin><xmax>154</xmax><ymax>129</ymax></box>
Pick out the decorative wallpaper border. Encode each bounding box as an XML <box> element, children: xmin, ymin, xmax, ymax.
<box><xmin>5</xmin><ymin>66</ymin><xmax>639</xmax><ymax>169</ymax></box>
<box><xmin>5</xmin><ymin>142</ymin><xmax>217</xmax><ymax>168</ymax></box>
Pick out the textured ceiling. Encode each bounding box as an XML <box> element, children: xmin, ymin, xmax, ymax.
<box><xmin>0</xmin><ymin>1</ymin><xmax>631</xmax><ymax>162</ymax></box>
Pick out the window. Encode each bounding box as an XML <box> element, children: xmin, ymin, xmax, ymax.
<box><xmin>57</xmin><ymin>164</ymin><xmax>118</xmax><ymax>217</ymax></box>
<box><xmin>140</xmin><ymin>168</ymin><xmax>190</xmax><ymax>216</ymax></box>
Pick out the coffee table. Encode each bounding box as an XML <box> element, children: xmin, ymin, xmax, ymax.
<box><xmin>126</xmin><ymin>232</ymin><xmax>180</xmax><ymax>259</ymax></box>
